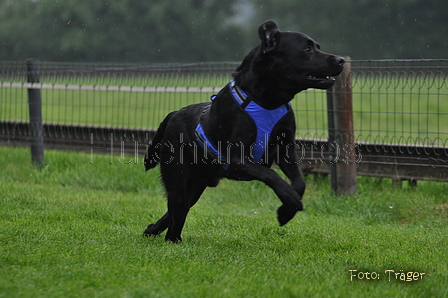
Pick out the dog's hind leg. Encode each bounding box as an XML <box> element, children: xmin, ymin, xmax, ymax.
<box><xmin>143</xmin><ymin>177</ymin><xmax>207</xmax><ymax>239</ymax></box>
<box><xmin>164</xmin><ymin>178</ymin><xmax>207</xmax><ymax>243</ymax></box>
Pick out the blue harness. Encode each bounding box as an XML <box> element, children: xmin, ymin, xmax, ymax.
<box><xmin>195</xmin><ymin>80</ymin><xmax>289</xmax><ymax>168</ymax></box>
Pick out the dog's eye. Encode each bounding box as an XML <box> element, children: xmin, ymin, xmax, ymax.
<box><xmin>304</xmin><ymin>46</ymin><xmax>312</xmax><ymax>53</ymax></box>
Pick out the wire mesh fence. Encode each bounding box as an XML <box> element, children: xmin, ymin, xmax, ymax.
<box><xmin>351</xmin><ymin>59</ymin><xmax>448</xmax><ymax>147</ymax></box>
<box><xmin>1</xmin><ymin>59</ymin><xmax>447</xmax><ymax>181</ymax></box>
<box><xmin>0</xmin><ymin>61</ymin><xmax>235</xmax><ymax>129</ymax></box>
<box><xmin>1</xmin><ymin>59</ymin><xmax>447</xmax><ymax>145</ymax></box>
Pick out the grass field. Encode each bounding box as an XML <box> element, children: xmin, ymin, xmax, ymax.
<box><xmin>1</xmin><ymin>146</ymin><xmax>447</xmax><ymax>297</ymax></box>
<box><xmin>1</xmin><ymin>73</ymin><xmax>447</xmax><ymax>145</ymax></box>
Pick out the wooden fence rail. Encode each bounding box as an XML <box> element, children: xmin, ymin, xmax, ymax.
<box><xmin>1</xmin><ymin>121</ymin><xmax>446</xmax><ymax>186</ymax></box>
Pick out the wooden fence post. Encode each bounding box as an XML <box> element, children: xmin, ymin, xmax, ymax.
<box><xmin>26</xmin><ymin>59</ymin><xmax>44</xmax><ymax>168</ymax></box>
<box><xmin>326</xmin><ymin>57</ymin><xmax>357</xmax><ymax>195</ymax></box>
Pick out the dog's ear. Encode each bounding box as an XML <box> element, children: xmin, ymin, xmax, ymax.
<box><xmin>258</xmin><ymin>20</ymin><xmax>280</xmax><ymax>53</ymax></box>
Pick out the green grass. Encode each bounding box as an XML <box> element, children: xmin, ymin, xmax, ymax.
<box><xmin>1</xmin><ymin>74</ymin><xmax>447</xmax><ymax>144</ymax></box>
<box><xmin>1</xmin><ymin>146</ymin><xmax>447</xmax><ymax>297</ymax></box>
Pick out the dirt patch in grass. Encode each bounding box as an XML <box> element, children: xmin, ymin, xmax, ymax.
<box><xmin>434</xmin><ymin>203</ymin><xmax>448</xmax><ymax>219</ymax></box>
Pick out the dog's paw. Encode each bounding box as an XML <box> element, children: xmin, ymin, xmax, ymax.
<box><xmin>143</xmin><ymin>224</ymin><xmax>161</xmax><ymax>237</ymax></box>
<box><xmin>277</xmin><ymin>202</ymin><xmax>303</xmax><ymax>226</ymax></box>
<box><xmin>165</xmin><ymin>234</ymin><xmax>182</xmax><ymax>244</ymax></box>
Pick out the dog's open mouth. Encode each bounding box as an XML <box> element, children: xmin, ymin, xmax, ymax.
<box><xmin>305</xmin><ymin>73</ymin><xmax>338</xmax><ymax>89</ymax></box>
<box><xmin>306</xmin><ymin>74</ymin><xmax>336</xmax><ymax>82</ymax></box>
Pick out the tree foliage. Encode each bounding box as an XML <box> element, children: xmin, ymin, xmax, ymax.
<box><xmin>0</xmin><ymin>0</ymin><xmax>446</xmax><ymax>62</ymax></box>
<box><xmin>250</xmin><ymin>0</ymin><xmax>448</xmax><ymax>59</ymax></box>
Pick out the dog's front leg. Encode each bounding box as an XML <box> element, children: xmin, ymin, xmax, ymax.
<box><xmin>276</xmin><ymin>145</ymin><xmax>307</xmax><ymax>225</ymax></box>
<box><xmin>227</xmin><ymin>159</ymin><xmax>303</xmax><ymax>226</ymax></box>
<box><xmin>277</xmin><ymin>141</ymin><xmax>306</xmax><ymax>199</ymax></box>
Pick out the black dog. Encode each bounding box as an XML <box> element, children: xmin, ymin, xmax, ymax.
<box><xmin>143</xmin><ymin>20</ymin><xmax>344</xmax><ymax>242</ymax></box>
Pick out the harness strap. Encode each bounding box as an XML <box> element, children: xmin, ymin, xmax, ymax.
<box><xmin>195</xmin><ymin>122</ymin><xmax>228</xmax><ymax>169</ymax></box>
<box><xmin>229</xmin><ymin>80</ymin><xmax>250</xmax><ymax>108</ymax></box>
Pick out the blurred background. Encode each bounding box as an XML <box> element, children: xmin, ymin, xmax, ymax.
<box><xmin>1</xmin><ymin>0</ymin><xmax>447</xmax><ymax>62</ymax></box>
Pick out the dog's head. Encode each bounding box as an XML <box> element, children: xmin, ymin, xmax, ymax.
<box><xmin>234</xmin><ymin>20</ymin><xmax>345</xmax><ymax>107</ymax></box>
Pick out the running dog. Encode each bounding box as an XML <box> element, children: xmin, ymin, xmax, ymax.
<box><xmin>143</xmin><ymin>20</ymin><xmax>345</xmax><ymax>242</ymax></box>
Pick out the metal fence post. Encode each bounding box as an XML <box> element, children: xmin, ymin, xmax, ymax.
<box><xmin>26</xmin><ymin>59</ymin><xmax>44</xmax><ymax>168</ymax></box>
<box><xmin>326</xmin><ymin>57</ymin><xmax>357</xmax><ymax>195</ymax></box>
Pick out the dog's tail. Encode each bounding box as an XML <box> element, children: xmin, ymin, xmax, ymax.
<box><xmin>144</xmin><ymin>111</ymin><xmax>176</xmax><ymax>171</ymax></box>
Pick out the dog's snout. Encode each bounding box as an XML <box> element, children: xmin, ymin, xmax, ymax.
<box><xmin>336</xmin><ymin>56</ymin><xmax>345</xmax><ymax>66</ymax></box>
